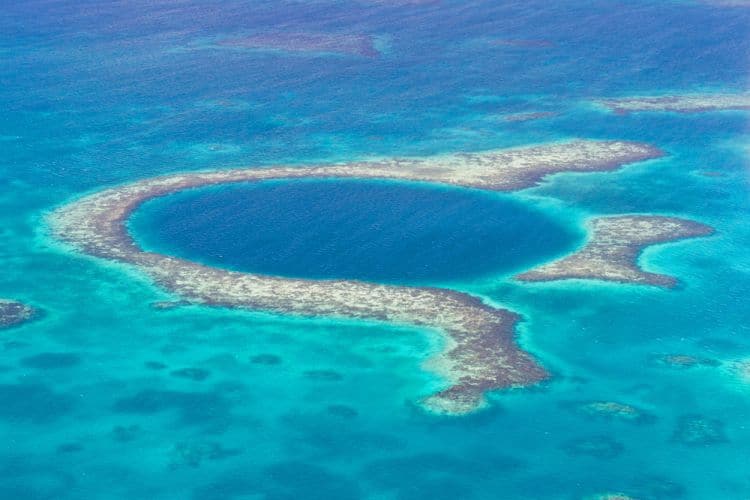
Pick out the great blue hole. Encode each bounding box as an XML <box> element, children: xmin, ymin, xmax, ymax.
<box><xmin>129</xmin><ymin>179</ymin><xmax>579</xmax><ymax>284</ymax></box>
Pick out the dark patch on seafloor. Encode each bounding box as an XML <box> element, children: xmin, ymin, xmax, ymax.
<box><xmin>0</xmin><ymin>300</ymin><xmax>39</xmax><ymax>329</ymax></box>
<box><xmin>326</xmin><ymin>404</ymin><xmax>359</xmax><ymax>418</ymax></box>
<box><xmin>56</xmin><ymin>442</ymin><xmax>84</xmax><ymax>454</ymax></box>
<box><xmin>113</xmin><ymin>389</ymin><xmax>232</xmax><ymax>426</ymax></box>
<box><xmin>21</xmin><ymin>352</ymin><xmax>81</xmax><ymax>370</ymax></box>
<box><xmin>250</xmin><ymin>354</ymin><xmax>282</xmax><ymax>365</ymax></box>
<box><xmin>559</xmin><ymin>400</ymin><xmax>656</xmax><ymax>425</ymax></box>
<box><xmin>672</xmin><ymin>414</ymin><xmax>728</xmax><ymax>446</ymax></box>
<box><xmin>168</xmin><ymin>441</ymin><xmax>242</xmax><ymax>468</ymax></box>
<box><xmin>0</xmin><ymin>456</ymin><xmax>76</xmax><ymax>500</ymax></box>
<box><xmin>193</xmin><ymin>461</ymin><xmax>361</xmax><ymax>500</ymax></box>
<box><xmin>363</xmin><ymin>452</ymin><xmax>523</xmax><ymax>500</ymax></box>
<box><xmin>303</xmin><ymin>369</ymin><xmax>344</xmax><ymax>381</ymax></box>
<box><xmin>171</xmin><ymin>367</ymin><xmax>211</xmax><ymax>381</ymax></box>
<box><xmin>560</xmin><ymin>435</ymin><xmax>625</xmax><ymax>459</ymax></box>
<box><xmin>145</xmin><ymin>361</ymin><xmax>168</xmax><ymax>370</ymax></box>
<box><xmin>111</xmin><ymin>424</ymin><xmax>141</xmax><ymax>442</ymax></box>
<box><xmin>0</xmin><ymin>382</ymin><xmax>75</xmax><ymax>423</ymax></box>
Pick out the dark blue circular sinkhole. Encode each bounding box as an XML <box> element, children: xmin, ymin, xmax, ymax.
<box><xmin>130</xmin><ymin>179</ymin><xmax>578</xmax><ymax>284</ymax></box>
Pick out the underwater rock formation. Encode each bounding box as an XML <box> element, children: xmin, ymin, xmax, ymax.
<box><xmin>561</xmin><ymin>435</ymin><xmax>624</xmax><ymax>459</ymax></box>
<box><xmin>672</xmin><ymin>414</ymin><xmax>728</xmax><ymax>446</ymax></box>
<box><xmin>653</xmin><ymin>354</ymin><xmax>720</xmax><ymax>369</ymax></box>
<box><xmin>217</xmin><ymin>32</ymin><xmax>380</xmax><ymax>58</ymax></box>
<box><xmin>564</xmin><ymin>400</ymin><xmax>653</xmax><ymax>424</ymax></box>
<box><xmin>598</xmin><ymin>94</ymin><xmax>750</xmax><ymax>114</ymax></box>
<box><xmin>516</xmin><ymin>215</ymin><xmax>714</xmax><ymax>287</ymax></box>
<box><xmin>49</xmin><ymin>140</ymin><xmax>669</xmax><ymax>414</ymax></box>
<box><xmin>0</xmin><ymin>299</ymin><xmax>37</xmax><ymax>329</ymax></box>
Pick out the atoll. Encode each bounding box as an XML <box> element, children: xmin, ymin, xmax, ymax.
<box><xmin>49</xmin><ymin>140</ymin><xmax>670</xmax><ymax>414</ymax></box>
<box><xmin>0</xmin><ymin>299</ymin><xmax>37</xmax><ymax>329</ymax></box>
<box><xmin>598</xmin><ymin>94</ymin><xmax>750</xmax><ymax>114</ymax></box>
<box><xmin>516</xmin><ymin>215</ymin><xmax>714</xmax><ymax>287</ymax></box>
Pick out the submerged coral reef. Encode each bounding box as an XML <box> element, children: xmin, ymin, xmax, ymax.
<box><xmin>0</xmin><ymin>299</ymin><xmax>37</xmax><ymax>329</ymax></box>
<box><xmin>49</xmin><ymin>140</ymin><xmax>697</xmax><ymax>414</ymax></box>
<box><xmin>516</xmin><ymin>216</ymin><xmax>714</xmax><ymax>287</ymax></box>
<box><xmin>598</xmin><ymin>94</ymin><xmax>750</xmax><ymax>114</ymax></box>
<box><xmin>217</xmin><ymin>32</ymin><xmax>380</xmax><ymax>57</ymax></box>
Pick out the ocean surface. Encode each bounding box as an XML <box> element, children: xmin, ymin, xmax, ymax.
<box><xmin>1</xmin><ymin>0</ymin><xmax>750</xmax><ymax>498</ymax></box>
<box><xmin>130</xmin><ymin>179</ymin><xmax>579</xmax><ymax>284</ymax></box>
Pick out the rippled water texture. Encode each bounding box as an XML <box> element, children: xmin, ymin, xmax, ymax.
<box><xmin>131</xmin><ymin>180</ymin><xmax>579</xmax><ymax>283</ymax></box>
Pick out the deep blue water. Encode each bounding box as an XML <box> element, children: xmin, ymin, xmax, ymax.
<box><xmin>131</xmin><ymin>180</ymin><xmax>579</xmax><ymax>283</ymax></box>
<box><xmin>2</xmin><ymin>0</ymin><xmax>750</xmax><ymax>499</ymax></box>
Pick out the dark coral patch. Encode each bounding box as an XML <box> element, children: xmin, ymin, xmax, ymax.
<box><xmin>250</xmin><ymin>354</ymin><xmax>282</xmax><ymax>365</ymax></box>
<box><xmin>561</xmin><ymin>400</ymin><xmax>655</xmax><ymax>425</ymax></box>
<box><xmin>636</xmin><ymin>475</ymin><xmax>686</xmax><ymax>499</ymax></box>
<box><xmin>586</xmin><ymin>474</ymin><xmax>686</xmax><ymax>499</ymax></box>
<box><xmin>364</xmin><ymin>452</ymin><xmax>521</xmax><ymax>500</ymax></box>
<box><xmin>218</xmin><ymin>32</ymin><xmax>380</xmax><ymax>58</ymax></box>
<box><xmin>113</xmin><ymin>389</ymin><xmax>231</xmax><ymax>425</ymax></box>
<box><xmin>144</xmin><ymin>361</ymin><xmax>167</xmax><ymax>370</ymax></box>
<box><xmin>0</xmin><ymin>300</ymin><xmax>37</xmax><ymax>329</ymax></box>
<box><xmin>21</xmin><ymin>352</ymin><xmax>80</xmax><ymax>369</ymax></box>
<box><xmin>672</xmin><ymin>414</ymin><xmax>728</xmax><ymax>446</ymax></box>
<box><xmin>561</xmin><ymin>436</ymin><xmax>624</xmax><ymax>459</ymax></box>
<box><xmin>0</xmin><ymin>457</ymin><xmax>76</xmax><ymax>500</ymax></box>
<box><xmin>171</xmin><ymin>367</ymin><xmax>211</xmax><ymax>381</ymax></box>
<box><xmin>304</xmin><ymin>370</ymin><xmax>343</xmax><ymax>381</ymax></box>
<box><xmin>653</xmin><ymin>354</ymin><xmax>720</xmax><ymax>369</ymax></box>
<box><xmin>168</xmin><ymin>441</ymin><xmax>241</xmax><ymax>468</ymax></box>
<box><xmin>263</xmin><ymin>462</ymin><xmax>361</xmax><ymax>499</ymax></box>
<box><xmin>0</xmin><ymin>383</ymin><xmax>75</xmax><ymax>423</ymax></box>
<box><xmin>697</xmin><ymin>170</ymin><xmax>726</xmax><ymax>178</ymax></box>
<box><xmin>193</xmin><ymin>461</ymin><xmax>360</xmax><ymax>500</ymax></box>
<box><xmin>111</xmin><ymin>424</ymin><xmax>140</xmax><ymax>442</ymax></box>
<box><xmin>56</xmin><ymin>443</ymin><xmax>84</xmax><ymax>454</ymax></box>
<box><xmin>326</xmin><ymin>404</ymin><xmax>359</xmax><ymax>418</ymax></box>
<box><xmin>151</xmin><ymin>300</ymin><xmax>188</xmax><ymax>310</ymax></box>
<box><xmin>279</xmin><ymin>409</ymin><xmax>404</xmax><ymax>456</ymax></box>
<box><xmin>4</xmin><ymin>341</ymin><xmax>29</xmax><ymax>350</ymax></box>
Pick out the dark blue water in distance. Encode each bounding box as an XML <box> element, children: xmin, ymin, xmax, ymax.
<box><xmin>2</xmin><ymin>0</ymin><xmax>750</xmax><ymax>499</ymax></box>
<box><xmin>132</xmin><ymin>180</ymin><xmax>579</xmax><ymax>283</ymax></box>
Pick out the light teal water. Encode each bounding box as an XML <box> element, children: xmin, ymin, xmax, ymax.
<box><xmin>1</xmin><ymin>0</ymin><xmax>750</xmax><ymax>498</ymax></box>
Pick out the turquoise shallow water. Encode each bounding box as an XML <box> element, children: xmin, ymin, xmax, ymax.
<box><xmin>2</xmin><ymin>0</ymin><xmax>750</xmax><ymax>498</ymax></box>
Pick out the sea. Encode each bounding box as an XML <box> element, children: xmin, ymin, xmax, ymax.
<box><xmin>1</xmin><ymin>0</ymin><xmax>749</xmax><ymax>498</ymax></box>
